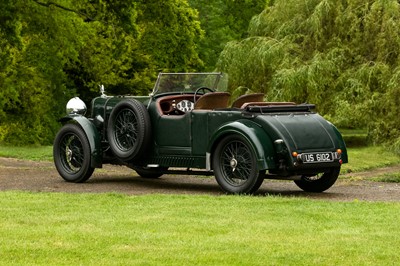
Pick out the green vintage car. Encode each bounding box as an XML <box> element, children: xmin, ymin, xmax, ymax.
<box><xmin>53</xmin><ymin>72</ymin><xmax>347</xmax><ymax>194</ymax></box>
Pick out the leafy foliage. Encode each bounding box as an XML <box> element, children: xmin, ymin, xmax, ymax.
<box><xmin>0</xmin><ymin>0</ymin><xmax>203</xmax><ymax>145</ymax></box>
<box><xmin>217</xmin><ymin>0</ymin><xmax>400</xmax><ymax>149</ymax></box>
<box><xmin>137</xmin><ymin>0</ymin><xmax>203</xmax><ymax>72</ymax></box>
<box><xmin>3</xmin><ymin>0</ymin><xmax>400</xmax><ymax>148</ymax></box>
<box><xmin>189</xmin><ymin>0</ymin><xmax>267</xmax><ymax>70</ymax></box>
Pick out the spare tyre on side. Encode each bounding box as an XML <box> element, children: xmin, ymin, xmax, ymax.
<box><xmin>107</xmin><ymin>99</ymin><xmax>151</xmax><ymax>161</ymax></box>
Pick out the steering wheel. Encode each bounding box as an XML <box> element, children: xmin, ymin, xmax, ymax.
<box><xmin>194</xmin><ymin>87</ymin><xmax>214</xmax><ymax>104</ymax></box>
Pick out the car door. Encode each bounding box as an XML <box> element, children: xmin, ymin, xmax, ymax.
<box><xmin>155</xmin><ymin>113</ymin><xmax>192</xmax><ymax>155</ymax></box>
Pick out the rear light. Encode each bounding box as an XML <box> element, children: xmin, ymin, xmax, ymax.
<box><xmin>334</xmin><ymin>150</ymin><xmax>342</xmax><ymax>160</ymax></box>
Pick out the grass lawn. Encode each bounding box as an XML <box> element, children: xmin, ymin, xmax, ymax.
<box><xmin>0</xmin><ymin>145</ymin><xmax>53</xmax><ymax>161</ymax></box>
<box><xmin>0</xmin><ymin>192</ymin><xmax>399</xmax><ymax>265</ymax></box>
<box><xmin>341</xmin><ymin>146</ymin><xmax>400</xmax><ymax>173</ymax></box>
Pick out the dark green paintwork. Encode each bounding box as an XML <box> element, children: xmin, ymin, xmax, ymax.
<box><xmin>85</xmin><ymin>93</ymin><xmax>347</xmax><ymax>175</ymax></box>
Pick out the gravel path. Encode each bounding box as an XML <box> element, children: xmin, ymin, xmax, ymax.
<box><xmin>1</xmin><ymin>157</ymin><xmax>399</xmax><ymax>201</ymax></box>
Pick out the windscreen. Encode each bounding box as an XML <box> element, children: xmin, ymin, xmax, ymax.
<box><xmin>152</xmin><ymin>72</ymin><xmax>228</xmax><ymax>95</ymax></box>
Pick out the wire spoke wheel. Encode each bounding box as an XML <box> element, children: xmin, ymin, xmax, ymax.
<box><xmin>107</xmin><ymin>99</ymin><xmax>151</xmax><ymax>161</ymax></box>
<box><xmin>220</xmin><ymin>141</ymin><xmax>253</xmax><ymax>186</ymax></box>
<box><xmin>213</xmin><ymin>135</ymin><xmax>264</xmax><ymax>194</ymax></box>
<box><xmin>53</xmin><ymin>123</ymin><xmax>94</xmax><ymax>183</ymax></box>
<box><xmin>59</xmin><ymin>133</ymin><xmax>84</xmax><ymax>174</ymax></box>
<box><xmin>114</xmin><ymin>108</ymin><xmax>138</xmax><ymax>152</ymax></box>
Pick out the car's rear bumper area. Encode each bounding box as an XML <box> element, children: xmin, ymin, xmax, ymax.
<box><xmin>269</xmin><ymin>159</ymin><xmax>343</xmax><ymax>177</ymax></box>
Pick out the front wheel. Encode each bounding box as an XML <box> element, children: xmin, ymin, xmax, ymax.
<box><xmin>212</xmin><ymin>135</ymin><xmax>264</xmax><ymax>194</ymax></box>
<box><xmin>294</xmin><ymin>167</ymin><xmax>340</xmax><ymax>192</ymax></box>
<box><xmin>53</xmin><ymin>123</ymin><xmax>94</xmax><ymax>183</ymax></box>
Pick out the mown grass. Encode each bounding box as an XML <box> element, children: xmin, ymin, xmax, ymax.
<box><xmin>0</xmin><ymin>192</ymin><xmax>399</xmax><ymax>265</ymax></box>
<box><xmin>372</xmin><ymin>172</ymin><xmax>400</xmax><ymax>183</ymax></box>
<box><xmin>341</xmin><ymin>146</ymin><xmax>400</xmax><ymax>173</ymax></box>
<box><xmin>0</xmin><ymin>145</ymin><xmax>53</xmax><ymax>161</ymax></box>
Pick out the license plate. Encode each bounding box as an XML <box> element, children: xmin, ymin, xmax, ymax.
<box><xmin>301</xmin><ymin>152</ymin><xmax>334</xmax><ymax>163</ymax></box>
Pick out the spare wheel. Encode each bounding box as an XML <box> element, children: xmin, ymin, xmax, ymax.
<box><xmin>107</xmin><ymin>99</ymin><xmax>151</xmax><ymax>161</ymax></box>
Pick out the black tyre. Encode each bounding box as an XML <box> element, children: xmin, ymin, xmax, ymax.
<box><xmin>53</xmin><ymin>123</ymin><xmax>95</xmax><ymax>183</ymax></box>
<box><xmin>213</xmin><ymin>135</ymin><xmax>265</xmax><ymax>194</ymax></box>
<box><xmin>107</xmin><ymin>99</ymin><xmax>151</xmax><ymax>161</ymax></box>
<box><xmin>294</xmin><ymin>167</ymin><xmax>340</xmax><ymax>192</ymax></box>
<box><xmin>133</xmin><ymin>166</ymin><xmax>168</xmax><ymax>179</ymax></box>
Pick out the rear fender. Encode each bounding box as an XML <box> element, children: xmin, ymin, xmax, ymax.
<box><xmin>207</xmin><ymin>120</ymin><xmax>276</xmax><ymax>171</ymax></box>
<box><xmin>331</xmin><ymin>124</ymin><xmax>348</xmax><ymax>163</ymax></box>
<box><xmin>59</xmin><ymin>115</ymin><xmax>102</xmax><ymax>168</ymax></box>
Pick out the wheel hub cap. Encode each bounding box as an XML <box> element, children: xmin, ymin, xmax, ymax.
<box><xmin>230</xmin><ymin>158</ymin><xmax>238</xmax><ymax>172</ymax></box>
<box><xmin>66</xmin><ymin>147</ymin><xmax>72</xmax><ymax>162</ymax></box>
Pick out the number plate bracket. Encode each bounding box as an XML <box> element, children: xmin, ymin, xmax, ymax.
<box><xmin>299</xmin><ymin>152</ymin><xmax>334</xmax><ymax>164</ymax></box>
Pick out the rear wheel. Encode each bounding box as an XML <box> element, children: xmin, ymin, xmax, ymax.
<box><xmin>213</xmin><ymin>135</ymin><xmax>264</xmax><ymax>194</ymax></box>
<box><xmin>53</xmin><ymin>123</ymin><xmax>94</xmax><ymax>183</ymax></box>
<box><xmin>294</xmin><ymin>167</ymin><xmax>340</xmax><ymax>192</ymax></box>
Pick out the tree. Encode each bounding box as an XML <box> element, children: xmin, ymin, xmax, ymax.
<box><xmin>0</xmin><ymin>0</ymin><xmax>83</xmax><ymax>144</ymax></box>
<box><xmin>216</xmin><ymin>0</ymin><xmax>400</xmax><ymax>150</ymax></box>
<box><xmin>189</xmin><ymin>0</ymin><xmax>267</xmax><ymax>70</ymax></box>
<box><xmin>64</xmin><ymin>0</ymin><xmax>204</xmax><ymax>101</ymax></box>
<box><xmin>137</xmin><ymin>0</ymin><xmax>204</xmax><ymax>72</ymax></box>
<box><xmin>0</xmin><ymin>0</ymin><xmax>204</xmax><ymax>145</ymax></box>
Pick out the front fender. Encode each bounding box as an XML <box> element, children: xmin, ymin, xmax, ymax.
<box><xmin>59</xmin><ymin>115</ymin><xmax>102</xmax><ymax>168</ymax></box>
<box><xmin>207</xmin><ymin>120</ymin><xmax>276</xmax><ymax>171</ymax></box>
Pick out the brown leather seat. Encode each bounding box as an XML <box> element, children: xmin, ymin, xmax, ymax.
<box><xmin>231</xmin><ymin>93</ymin><xmax>265</xmax><ymax>108</ymax></box>
<box><xmin>194</xmin><ymin>92</ymin><xmax>231</xmax><ymax>110</ymax></box>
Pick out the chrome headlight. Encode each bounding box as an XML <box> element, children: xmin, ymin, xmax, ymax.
<box><xmin>66</xmin><ymin>97</ymin><xmax>87</xmax><ymax>115</ymax></box>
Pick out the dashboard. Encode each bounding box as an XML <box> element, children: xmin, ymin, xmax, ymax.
<box><xmin>157</xmin><ymin>95</ymin><xmax>198</xmax><ymax>115</ymax></box>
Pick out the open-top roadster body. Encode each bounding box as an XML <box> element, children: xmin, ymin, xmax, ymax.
<box><xmin>53</xmin><ymin>72</ymin><xmax>347</xmax><ymax>194</ymax></box>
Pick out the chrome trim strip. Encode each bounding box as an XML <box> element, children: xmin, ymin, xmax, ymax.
<box><xmin>206</xmin><ymin>152</ymin><xmax>211</xmax><ymax>171</ymax></box>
